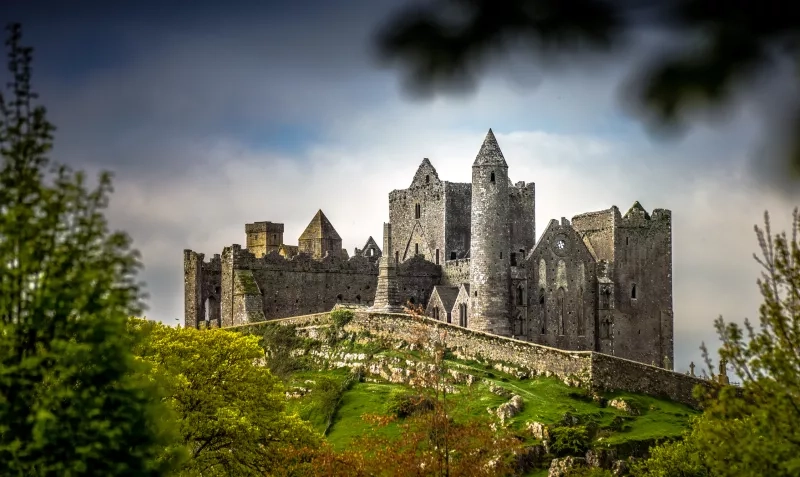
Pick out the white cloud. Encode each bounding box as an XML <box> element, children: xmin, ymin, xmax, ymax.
<box><xmin>19</xmin><ymin>2</ymin><xmax>797</xmax><ymax>375</ymax></box>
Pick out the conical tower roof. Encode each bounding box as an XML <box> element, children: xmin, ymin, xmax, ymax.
<box><xmin>473</xmin><ymin>128</ymin><xmax>508</xmax><ymax>167</ymax></box>
<box><xmin>299</xmin><ymin>209</ymin><xmax>341</xmax><ymax>241</ymax></box>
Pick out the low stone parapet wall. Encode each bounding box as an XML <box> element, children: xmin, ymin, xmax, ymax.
<box><xmin>227</xmin><ymin>311</ymin><xmax>707</xmax><ymax>408</ymax></box>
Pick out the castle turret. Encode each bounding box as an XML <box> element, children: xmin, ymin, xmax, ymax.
<box><xmin>371</xmin><ymin>223</ymin><xmax>403</xmax><ymax>312</ymax></box>
<box><xmin>245</xmin><ymin>221</ymin><xmax>284</xmax><ymax>258</ymax></box>
<box><xmin>469</xmin><ymin>129</ymin><xmax>512</xmax><ymax>336</ymax></box>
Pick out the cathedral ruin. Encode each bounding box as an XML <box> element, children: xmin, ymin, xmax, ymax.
<box><xmin>184</xmin><ymin>129</ymin><xmax>674</xmax><ymax>368</ymax></box>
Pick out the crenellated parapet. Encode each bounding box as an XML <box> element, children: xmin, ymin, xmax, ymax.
<box><xmin>225</xmin><ymin>244</ymin><xmax>379</xmax><ymax>274</ymax></box>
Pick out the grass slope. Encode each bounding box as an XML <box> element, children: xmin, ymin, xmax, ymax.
<box><xmin>284</xmin><ymin>348</ymin><xmax>698</xmax><ymax>453</ymax></box>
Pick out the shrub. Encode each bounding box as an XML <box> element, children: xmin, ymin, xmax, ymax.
<box><xmin>386</xmin><ymin>390</ymin><xmax>435</xmax><ymax>418</ymax></box>
<box><xmin>331</xmin><ymin>309</ymin><xmax>354</xmax><ymax>328</ymax></box>
<box><xmin>549</xmin><ymin>425</ymin><xmax>591</xmax><ymax>457</ymax></box>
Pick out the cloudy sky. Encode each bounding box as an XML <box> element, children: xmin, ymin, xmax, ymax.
<box><xmin>3</xmin><ymin>0</ymin><xmax>798</xmax><ymax>375</ymax></box>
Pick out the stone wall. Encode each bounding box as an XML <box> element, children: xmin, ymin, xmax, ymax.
<box><xmin>443</xmin><ymin>182</ymin><xmax>472</xmax><ymax>260</ymax></box>
<box><xmin>441</xmin><ymin>258</ymin><xmax>470</xmax><ymax>287</ymax></box>
<box><xmin>201</xmin><ymin>245</ymin><xmax>444</xmax><ymax>326</ymax></box>
<box><xmin>590</xmin><ymin>352</ymin><xmax>708</xmax><ymax>406</ymax></box>
<box><xmin>229</xmin><ymin>311</ymin><xmax>706</xmax><ymax>407</ymax></box>
<box><xmin>356</xmin><ymin>312</ymin><xmax>593</xmax><ymax>384</ymax></box>
<box><xmin>388</xmin><ymin>159</ymin><xmax>447</xmax><ymax>264</ymax></box>
<box><xmin>509</xmin><ymin>181</ymin><xmax>536</xmax><ymax>258</ymax></box>
<box><xmin>184</xmin><ymin>250</ymin><xmax>222</xmax><ymax>329</ymax></box>
<box><xmin>526</xmin><ymin>218</ymin><xmax>598</xmax><ymax>351</ymax></box>
<box><xmin>612</xmin><ymin>206</ymin><xmax>673</xmax><ymax>368</ymax></box>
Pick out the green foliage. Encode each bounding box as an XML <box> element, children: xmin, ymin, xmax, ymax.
<box><xmin>632</xmin><ymin>209</ymin><xmax>800</xmax><ymax>476</ymax></box>
<box><xmin>322</xmin><ymin>309</ymin><xmax>355</xmax><ymax>347</ymax></box>
<box><xmin>549</xmin><ymin>426</ymin><xmax>591</xmax><ymax>457</ymax></box>
<box><xmin>330</xmin><ymin>309</ymin><xmax>354</xmax><ymax>328</ymax></box>
<box><xmin>566</xmin><ymin>468</ymin><xmax>615</xmax><ymax>477</ymax></box>
<box><xmin>0</xmin><ymin>23</ymin><xmax>180</xmax><ymax>475</ymax></box>
<box><xmin>385</xmin><ymin>389</ymin><xmax>435</xmax><ymax>418</ymax></box>
<box><xmin>630</xmin><ymin>420</ymin><xmax>710</xmax><ymax>477</ymax></box>
<box><xmin>132</xmin><ymin>319</ymin><xmax>321</xmax><ymax>476</ymax></box>
<box><xmin>691</xmin><ymin>210</ymin><xmax>800</xmax><ymax>476</ymax></box>
<box><xmin>260</xmin><ymin>323</ymin><xmax>306</xmax><ymax>380</ymax></box>
<box><xmin>376</xmin><ymin>1</ymin><xmax>800</xmax><ymax>178</ymax></box>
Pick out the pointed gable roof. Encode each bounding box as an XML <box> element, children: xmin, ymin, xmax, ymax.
<box><xmin>432</xmin><ymin>286</ymin><xmax>460</xmax><ymax>312</ymax></box>
<box><xmin>623</xmin><ymin>201</ymin><xmax>650</xmax><ymax>220</ymax></box>
<box><xmin>410</xmin><ymin>157</ymin><xmax>441</xmax><ymax>188</ymax></box>
<box><xmin>473</xmin><ymin>128</ymin><xmax>508</xmax><ymax>167</ymax></box>
<box><xmin>362</xmin><ymin>236</ymin><xmax>380</xmax><ymax>252</ymax></box>
<box><xmin>299</xmin><ymin>209</ymin><xmax>341</xmax><ymax>241</ymax></box>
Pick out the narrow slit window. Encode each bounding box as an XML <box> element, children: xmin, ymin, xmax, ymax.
<box><xmin>631</xmin><ymin>284</ymin><xmax>637</xmax><ymax>299</ymax></box>
<box><xmin>490</xmin><ymin>172</ymin><xmax>495</xmax><ymax>182</ymax></box>
<box><xmin>415</xmin><ymin>203</ymin><xmax>421</xmax><ymax>219</ymax></box>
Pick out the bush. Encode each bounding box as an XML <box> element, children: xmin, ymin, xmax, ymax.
<box><xmin>549</xmin><ymin>426</ymin><xmax>591</xmax><ymax>457</ymax></box>
<box><xmin>331</xmin><ymin>309</ymin><xmax>354</xmax><ymax>328</ymax></box>
<box><xmin>386</xmin><ymin>390</ymin><xmax>435</xmax><ymax>418</ymax></box>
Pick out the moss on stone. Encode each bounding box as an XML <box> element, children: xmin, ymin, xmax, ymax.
<box><xmin>234</xmin><ymin>270</ymin><xmax>261</xmax><ymax>295</ymax></box>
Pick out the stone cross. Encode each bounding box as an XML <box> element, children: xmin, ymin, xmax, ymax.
<box><xmin>689</xmin><ymin>361</ymin><xmax>695</xmax><ymax>376</ymax></box>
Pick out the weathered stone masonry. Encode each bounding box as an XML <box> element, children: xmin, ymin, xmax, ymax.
<box><xmin>230</xmin><ymin>311</ymin><xmax>707</xmax><ymax>408</ymax></box>
<box><xmin>184</xmin><ymin>128</ymin><xmax>674</xmax><ymax>371</ymax></box>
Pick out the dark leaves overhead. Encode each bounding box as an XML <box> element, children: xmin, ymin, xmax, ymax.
<box><xmin>375</xmin><ymin>0</ymin><xmax>800</xmax><ymax>180</ymax></box>
<box><xmin>374</xmin><ymin>0</ymin><xmax>624</xmax><ymax>96</ymax></box>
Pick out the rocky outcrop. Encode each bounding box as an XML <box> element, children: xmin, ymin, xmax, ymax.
<box><xmin>609</xmin><ymin>398</ymin><xmax>640</xmax><ymax>415</ymax></box>
<box><xmin>495</xmin><ymin>395</ymin><xmax>524</xmax><ymax>424</ymax></box>
<box><xmin>548</xmin><ymin>456</ymin><xmax>587</xmax><ymax>477</ymax></box>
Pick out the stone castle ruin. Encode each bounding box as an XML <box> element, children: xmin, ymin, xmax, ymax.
<box><xmin>184</xmin><ymin>129</ymin><xmax>674</xmax><ymax>368</ymax></box>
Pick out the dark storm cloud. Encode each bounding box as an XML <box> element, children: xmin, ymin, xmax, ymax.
<box><xmin>0</xmin><ymin>0</ymin><xmax>796</xmax><ymax>376</ymax></box>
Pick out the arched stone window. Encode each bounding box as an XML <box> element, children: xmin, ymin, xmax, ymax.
<box><xmin>577</xmin><ymin>288</ymin><xmax>585</xmax><ymax>336</ymax></box>
<box><xmin>539</xmin><ymin>288</ymin><xmax>546</xmax><ymax>334</ymax></box>
<box><xmin>557</xmin><ymin>287</ymin><xmax>566</xmax><ymax>335</ymax></box>
<box><xmin>631</xmin><ymin>283</ymin><xmax>637</xmax><ymax>300</ymax></box>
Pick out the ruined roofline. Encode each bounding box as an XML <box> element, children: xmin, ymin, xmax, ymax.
<box><xmin>571</xmin><ymin>206</ymin><xmax>621</xmax><ymax>222</ymax></box>
<box><xmin>245</xmin><ymin>221</ymin><xmax>284</xmax><ymax>233</ymax></box>
<box><xmin>223</xmin><ymin>244</ymin><xmax>378</xmax><ymax>271</ymax></box>
<box><xmin>184</xmin><ymin>249</ymin><xmax>222</xmax><ymax>269</ymax></box>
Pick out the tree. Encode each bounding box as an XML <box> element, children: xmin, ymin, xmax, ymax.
<box><xmin>0</xmin><ymin>23</ymin><xmax>181</xmax><ymax>475</ymax></box>
<box><xmin>131</xmin><ymin>319</ymin><xmax>321</xmax><ymax>476</ymax></box>
<box><xmin>631</xmin><ymin>209</ymin><xmax>800</xmax><ymax>477</ymax></box>
<box><xmin>374</xmin><ymin>0</ymin><xmax>800</xmax><ymax>178</ymax></box>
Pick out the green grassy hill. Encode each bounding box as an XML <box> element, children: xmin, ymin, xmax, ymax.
<box><xmin>282</xmin><ymin>348</ymin><xmax>697</xmax><ymax>471</ymax></box>
<box><xmin>246</xmin><ymin>318</ymin><xmax>699</xmax><ymax>475</ymax></box>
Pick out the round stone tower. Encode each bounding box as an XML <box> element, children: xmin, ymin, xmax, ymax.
<box><xmin>469</xmin><ymin>129</ymin><xmax>512</xmax><ymax>336</ymax></box>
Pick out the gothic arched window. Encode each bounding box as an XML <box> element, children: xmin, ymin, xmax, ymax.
<box><xmin>557</xmin><ymin>287</ymin><xmax>566</xmax><ymax>335</ymax></box>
